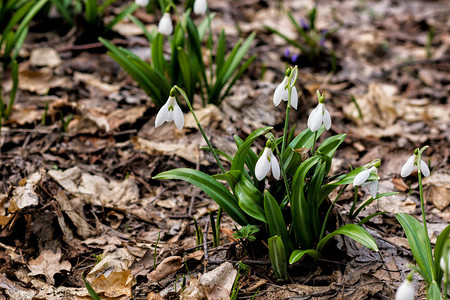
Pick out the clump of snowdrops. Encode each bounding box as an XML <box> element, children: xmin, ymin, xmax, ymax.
<box><xmin>152</xmin><ymin>66</ymin><xmax>399</xmax><ymax>280</ymax></box>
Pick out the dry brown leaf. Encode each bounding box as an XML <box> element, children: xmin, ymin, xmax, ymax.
<box><xmin>392</xmin><ymin>177</ymin><xmax>409</xmax><ymax>192</ymax></box>
<box><xmin>423</xmin><ymin>172</ymin><xmax>450</xmax><ymax>211</ymax></box>
<box><xmin>147</xmin><ymin>292</ymin><xmax>163</xmax><ymax>300</ymax></box>
<box><xmin>107</xmin><ymin>106</ymin><xmax>147</xmax><ymax>131</ymax></box>
<box><xmin>27</xmin><ymin>249</ymin><xmax>71</xmax><ymax>285</ymax></box>
<box><xmin>132</xmin><ymin>136</ymin><xmax>209</xmax><ymax>165</ymax></box>
<box><xmin>19</xmin><ymin>68</ymin><xmax>70</xmax><ymax>95</ymax></box>
<box><xmin>30</xmin><ymin>48</ymin><xmax>62</xmax><ymax>68</ymax></box>
<box><xmin>9</xmin><ymin>105</ymin><xmax>43</xmax><ymax>125</ymax></box>
<box><xmin>54</xmin><ymin>191</ymin><xmax>96</xmax><ymax>238</ymax></box>
<box><xmin>90</xmin><ymin>270</ymin><xmax>133</xmax><ymax>298</ymax></box>
<box><xmin>148</xmin><ymin>256</ymin><xmax>182</xmax><ymax>282</ymax></box>
<box><xmin>74</xmin><ymin>72</ymin><xmax>120</xmax><ymax>93</ymax></box>
<box><xmin>12</xmin><ymin>171</ymin><xmax>43</xmax><ymax>209</ymax></box>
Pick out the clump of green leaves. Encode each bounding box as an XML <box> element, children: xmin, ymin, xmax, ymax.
<box><xmin>232</xmin><ymin>224</ymin><xmax>260</xmax><ymax>242</ymax></box>
<box><xmin>100</xmin><ymin>9</ymin><xmax>255</xmax><ymax>107</ymax></box>
<box><xmin>265</xmin><ymin>6</ymin><xmax>337</xmax><ymax>71</ymax></box>
<box><xmin>154</xmin><ymin>68</ymin><xmax>389</xmax><ymax>280</ymax></box>
<box><xmin>0</xmin><ymin>0</ymin><xmax>50</xmax><ymax>122</ymax></box>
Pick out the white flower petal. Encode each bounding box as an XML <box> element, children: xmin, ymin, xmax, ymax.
<box><xmin>395</xmin><ymin>280</ymin><xmax>414</xmax><ymax>300</ymax></box>
<box><xmin>420</xmin><ymin>160</ymin><xmax>430</xmax><ymax>177</ymax></box>
<box><xmin>158</xmin><ymin>13</ymin><xmax>173</xmax><ymax>36</ymax></box>
<box><xmin>270</xmin><ymin>151</ymin><xmax>281</xmax><ymax>180</ymax></box>
<box><xmin>368</xmin><ymin>180</ymin><xmax>378</xmax><ymax>199</ymax></box>
<box><xmin>155</xmin><ymin>102</ymin><xmax>169</xmax><ymax>128</ymax></box>
<box><xmin>290</xmin><ymin>86</ymin><xmax>298</xmax><ymax>110</ymax></box>
<box><xmin>255</xmin><ymin>148</ymin><xmax>271</xmax><ymax>181</ymax></box>
<box><xmin>273</xmin><ymin>77</ymin><xmax>287</xmax><ymax>107</ymax></box>
<box><xmin>401</xmin><ymin>155</ymin><xmax>415</xmax><ymax>177</ymax></box>
<box><xmin>193</xmin><ymin>0</ymin><xmax>207</xmax><ymax>15</ymax></box>
<box><xmin>308</xmin><ymin>104</ymin><xmax>323</xmax><ymax>132</ymax></box>
<box><xmin>353</xmin><ymin>168</ymin><xmax>372</xmax><ymax>186</ymax></box>
<box><xmin>135</xmin><ymin>0</ymin><xmax>149</xmax><ymax>6</ymax></box>
<box><xmin>322</xmin><ymin>106</ymin><xmax>332</xmax><ymax>130</ymax></box>
<box><xmin>173</xmin><ymin>103</ymin><xmax>184</xmax><ymax>129</ymax></box>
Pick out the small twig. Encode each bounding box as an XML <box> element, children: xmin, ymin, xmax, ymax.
<box><xmin>203</xmin><ymin>220</ymin><xmax>210</xmax><ymax>272</ymax></box>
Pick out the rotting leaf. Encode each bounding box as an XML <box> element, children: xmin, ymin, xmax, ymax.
<box><xmin>90</xmin><ymin>270</ymin><xmax>133</xmax><ymax>298</ymax></box>
<box><xmin>27</xmin><ymin>249</ymin><xmax>71</xmax><ymax>285</ymax></box>
<box><xmin>147</xmin><ymin>256</ymin><xmax>182</xmax><ymax>282</ymax></box>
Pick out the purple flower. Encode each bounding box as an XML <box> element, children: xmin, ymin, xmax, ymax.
<box><xmin>283</xmin><ymin>48</ymin><xmax>291</xmax><ymax>58</ymax></box>
<box><xmin>291</xmin><ymin>54</ymin><xmax>299</xmax><ymax>63</ymax></box>
<box><xmin>300</xmin><ymin>18</ymin><xmax>310</xmax><ymax>31</ymax></box>
<box><xmin>319</xmin><ymin>37</ymin><xmax>325</xmax><ymax>47</ymax></box>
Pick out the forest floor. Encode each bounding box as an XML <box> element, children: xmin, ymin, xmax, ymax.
<box><xmin>0</xmin><ymin>0</ymin><xmax>449</xmax><ymax>299</ymax></box>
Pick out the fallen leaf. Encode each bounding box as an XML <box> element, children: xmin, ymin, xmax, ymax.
<box><xmin>27</xmin><ymin>249</ymin><xmax>71</xmax><ymax>285</ymax></box>
<box><xmin>12</xmin><ymin>171</ymin><xmax>43</xmax><ymax>209</ymax></box>
<box><xmin>30</xmin><ymin>48</ymin><xmax>62</xmax><ymax>68</ymax></box>
<box><xmin>423</xmin><ymin>172</ymin><xmax>450</xmax><ymax>210</ymax></box>
<box><xmin>19</xmin><ymin>68</ymin><xmax>70</xmax><ymax>95</ymax></box>
<box><xmin>148</xmin><ymin>256</ymin><xmax>183</xmax><ymax>282</ymax></box>
<box><xmin>90</xmin><ymin>270</ymin><xmax>133</xmax><ymax>298</ymax></box>
<box><xmin>392</xmin><ymin>177</ymin><xmax>409</xmax><ymax>192</ymax></box>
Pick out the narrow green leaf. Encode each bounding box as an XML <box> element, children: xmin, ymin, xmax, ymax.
<box><xmin>85</xmin><ymin>0</ymin><xmax>97</xmax><ymax>25</ymax></box>
<box><xmin>105</xmin><ymin>3</ymin><xmax>138</xmax><ymax>32</ymax></box>
<box><xmin>426</xmin><ymin>281</ymin><xmax>443</xmax><ymax>300</ymax></box>
<box><xmin>358</xmin><ymin>211</ymin><xmax>387</xmax><ymax>226</ymax></box>
<box><xmin>82</xmin><ymin>275</ymin><xmax>101</xmax><ymax>300</ymax></box>
<box><xmin>289</xmin><ymin>249</ymin><xmax>320</xmax><ymax>264</ymax></box>
<box><xmin>154</xmin><ymin>168</ymin><xmax>249</xmax><ymax>225</ymax></box>
<box><xmin>434</xmin><ymin>225</ymin><xmax>450</xmax><ymax>284</ymax></box>
<box><xmin>264</xmin><ymin>25</ymin><xmax>306</xmax><ymax>52</ymax></box>
<box><xmin>316</xmin><ymin>224</ymin><xmax>378</xmax><ymax>253</ymax></box>
<box><xmin>291</xmin><ymin>156</ymin><xmax>321</xmax><ymax>248</ymax></box>
<box><xmin>177</xmin><ymin>48</ymin><xmax>192</xmax><ymax>97</ymax></box>
<box><xmin>353</xmin><ymin>192</ymin><xmax>397</xmax><ymax>218</ymax></box>
<box><xmin>396</xmin><ymin>213</ymin><xmax>434</xmax><ymax>283</ymax></box>
<box><xmin>264</xmin><ymin>191</ymin><xmax>292</xmax><ymax>250</ymax></box>
<box><xmin>151</xmin><ymin>33</ymin><xmax>166</xmax><ymax>73</ymax></box>
<box><xmin>197</xmin><ymin>13</ymin><xmax>215</xmax><ymax>40</ymax></box>
<box><xmin>235</xmin><ymin>175</ymin><xmax>266</xmax><ymax>222</ymax></box>
<box><xmin>268</xmin><ymin>236</ymin><xmax>287</xmax><ymax>281</ymax></box>
<box><xmin>215</xmin><ymin>30</ymin><xmax>226</xmax><ymax>77</ymax></box>
<box><xmin>231</xmin><ymin>126</ymin><xmax>273</xmax><ymax>172</ymax></box>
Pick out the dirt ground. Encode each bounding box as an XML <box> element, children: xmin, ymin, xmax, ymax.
<box><xmin>0</xmin><ymin>0</ymin><xmax>449</xmax><ymax>299</ymax></box>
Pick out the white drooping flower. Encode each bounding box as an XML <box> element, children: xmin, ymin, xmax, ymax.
<box><xmin>273</xmin><ymin>76</ymin><xmax>298</xmax><ymax>110</ymax></box>
<box><xmin>193</xmin><ymin>0</ymin><xmax>207</xmax><ymax>15</ymax></box>
<box><xmin>255</xmin><ymin>147</ymin><xmax>280</xmax><ymax>181</ymax></box>
<box><xmin>353</xmin><ymin>165</ymin><xmax>379</xmax><ymax>198</ymax></box>
<box><xmin>135</xmin><ymin>0</ymin><xmax>149</xmax><ymax>7</ymax></box>
<box><xmin>400</xmin><ymin>151</ymin><xmax>430</xmax><ymax>178</ymax></box>
<box><xmin>395</xmin><ymin>279</ymin><xmax>414</xmax><ymax>300</ymax></box>
<box><xmin>158</xmin><ymin>13</ymin><xmax>173</xmax><ymax>36</ymax></box>
<box><xmin>155</xmin><ymin>96</ymin><xmax>184</xmax><ymax>129</ymax></box>
<box><xmin>307</xmin><ymin>91</ymin><xmax>331</xmax><ymax>132</ymax></box>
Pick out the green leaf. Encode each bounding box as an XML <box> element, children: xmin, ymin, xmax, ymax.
<box><xmin>434</xmin><ymin>224</ymin><xmax>450</xmax><ymax>284</ymax></box>
<box><xmin>197</xmin><ymin>13</ymin><xmax>215</xmax><ymax>40</ymax></box>
<box><xmin>289</xmin><ymin>249</ymin><xmax>320</xmax><ymax>264</ymax></box>
<box><xmin>105</xmin><ymin>3</ymin><xmax>138</xmax><ymax>32</ymax></box>
<box><xmin>177</xmin><ymin>48</ymin><xmax>192</xmax><ymax>97</ymax></box>
<box><xmin>215</xmin><ymin>30</ymin><xmax>226</xmax><ymax>77</ymax></box>
<box><xmin>264</xmin><ymin>25</ymin><xmax>306</xmax><ymax>52</ymax></box>
<box><xmin>154</xmin><ymin>168</ymin><xmax>249</xmax><ymax>225</ymax></box>
<box><xmin>307</xmin><ymin>162</ymin><xmax>326</xmax><ymax>236</ymax></box>
<box><xmin>235</xmin><ymin>175</ymin><xmax>266</xmax><ymax>222</ymax></box>
<box><xmin>231</xmin><ymin>126</ymin><xmax>273</xmax><ymax>173</ymax></box>
<box><xmin>152</xmin><ymin>33</ymin><xmax>166</xmax><ymax>74</ymax></box>
<box><xmin>268</xmin><ymin>236</ymin><xmax>287</xmax><ymax>281</ymax></box>
<box><xmin>316</xmin><ymin>133</ymin><xmax>346</xmax><ymax>174</ymax></box>
<box><xmin>396</xmin><ymin>213</ymin><xmax>434</xmax><ymax>283</ymax></box>
<box><xmin>264</xmin><ymin>191</ymin><xmax>292</xmax><ymax>250</ymax></box>
<box><xmin>316</xmin><ymin>224</ymin><xmax>378</xmax><ymax>253</ymax></box>
<box><xmin>82</xmin><ymin>275</ymin><xmax>101</xmax><ymax>300</ymax></box>
<box><xmin>357</xmin><ymin>211</ymin><xmax>387</xmax><ymax>226</ymax></box>
<box><xmin>426</xmin><ymin>281</ymin><xmax>443</xmax><ymax>300</ymax></box>
<box><xmin>352</xmin><ymin>192</ymin><xmax>397</xmax><ymax>218</ymax></box>
<box><xmin>129</xmin><ymin>15</ymin><xmax>155</xmax><ymax>42</ymax></box>
<box><xmin>291</xmin><ymin>156</ymin><xmax>322</xmax><ymax>248</ymax></box>
<box><xmin>85</xmin><ymin>0</ymin><xmax>98</xmax><ymax>25</ymax></box>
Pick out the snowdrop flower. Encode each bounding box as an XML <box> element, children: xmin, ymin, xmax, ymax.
<box><xmin>158</xmin><ymin>12</ymin><xmax>173</xmax><ymax>36</ymax></box>
<box><xmin>135</xmin><ymin>0</ymin><xmax>149</xmax><ymax>7</ymax></box>
<box><xmin>155</xmin><ymin>90</ymin><xmax>184</xmax><ymax>129</ymax></box>
<box><xmin>400</xmin><ymin>149</ymin><xmax>430</xmax><ymax>177</ymax></box>
<box><xmin>273</xmin><ymin>68</ymin><xmax>298</xmax><ymax>110</ymax></box>
<box><xmin>194</xmin><ymin>0</ymin><xmax>207</xmax><ymax>15</ymax></box>
<box><xmin>395</xmin><ymin>278</ymin><xmax>414</xmax><ymax>300</ymax></box>
<box><xmin>353</xmin><ymin>160</ymin><xmax>380</xmax><ymax>198</ymax></box>
<box><xmin>255</xmin><ymin>145</ymin><xmax>280</xmax><ymax>181</ymax></box>
<box><xmin>307</xmin><ymin>90</ymin><xmax>331</xmax><ymax>132</ymax></box>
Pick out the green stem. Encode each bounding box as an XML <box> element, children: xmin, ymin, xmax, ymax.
<box><xmin>350</xmin><ymin>186</ymin><xmax>358</xmax><ymax>218</ymax></box>
<box><xmin>274</xmin><ymin>143</ymin><xmax>291</xmax><ymax>204</ymax></box>
<box><xmin>319</xmin><ymin>185</ymin><xmax>348</xmax><ymax>242</ymax></box>
<box><xmin>311</xmin><ymin>130</ymin><xmax>318</xmax><ymax>154</ymax></box>
<box><xmin>280</xmin><ymin>87</ymin><xmax>291</xmax><ymax>156</ymax></box>
<box><xmin>418</xmin><ymin>170</ymin><xmax>434</xmax><ymax>280</ymax></box>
